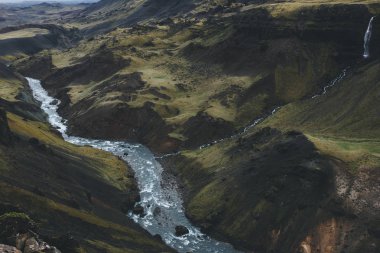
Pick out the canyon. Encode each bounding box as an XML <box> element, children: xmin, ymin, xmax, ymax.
<box><xmin>0</xmin><ymin>1</ymin><xmax>379</xmax><ymax>253</ymax></box>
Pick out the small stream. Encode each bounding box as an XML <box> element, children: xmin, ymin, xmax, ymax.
<box><xmin>157</xmin><ymin>67</ymin><xmax>349</xmax><ymax>160</ymax></box>
<box><xmin>26</xmin><ymin>78</ymin><xmax>240</xmax><ymax>253</ymax></box>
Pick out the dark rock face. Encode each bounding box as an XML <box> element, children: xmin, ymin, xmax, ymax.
<box><xmin>132</xmin><ymin>204</ymin><xmax>145</xmax><ymax>217</ymax></box>
<box><xmin>13</xmin><ymin>55</ymin><xmax>54</xmax><ymax>80</ymax></box>
<box><xmin>43</xmin><ymin>49</ymin><xmax>130</xmax><ymax>92</ymax></box>
<box><xmin>97</xmin><ymin>72</ymin><xmax>146</xmax><ymax>93</ymax></box>
<box><xmin>67</xmin><ymin>101</ymin><xmax>178</xmax><ymax>153</ymax></box>
<box><xmin>182</xmin><ymin>112</ymin><xmax>234</xmax><ymax>149</ymax></box>
<box><xmin>0</xmin><ymin>109</ymin><xmax>12</xmax><ymax>146</ymax></box>
<box><xmin>174</xmin><ymin>225</ymin><xmax>189</xmax><ymax>237</ymax></box>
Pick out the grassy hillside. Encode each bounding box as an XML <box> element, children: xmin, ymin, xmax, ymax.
<box><xmin>262</xmin><ymin>60</ymin><xmax>380</xmax><ymax>172</ymax></box>
<box><xmin>15</xmin><ymin>0</ymin><xmax>380</xmax><ymax>153</ymax></box>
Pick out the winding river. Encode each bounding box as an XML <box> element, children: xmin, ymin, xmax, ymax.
<box><xmin>26</xmin><ymin>77</ymin><xmax>240</xmax><ymax>253</ymax></box>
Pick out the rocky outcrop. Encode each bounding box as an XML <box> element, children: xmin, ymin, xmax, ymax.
<box><xmin>67</xmin><ymin>101</ymin><xmax>178</xmax><ymax>153</ymax></box>
<box><xmin>43</xmin><ymin>49</ymin><xmax>130</xmax><ymax>92</ymax></box>
<box><xmin>182</xmin><ymin>112</ymin><xmax>234</xmax><ymax>149</ymax></box>
<box><xmin>174</xmin><ymin>226</ymin><xmax>189</xmax><ymax>237</ymax></box>
<box><xmin>0</xmin><ymin>212</ymin><xmax>60</xmax><ymax>253</ymax></box>
<box><xmin>97</xmin><ymin>72</ymin><xmax>146</xmax><ymax>93</ymax></box>
<box><xmin>17</xmin><ymin>232</ymin><xmax>61</xmax><ymax>253</ymax></box>
<box><xmin>13</xmin><ymin>55</ymin><xmax>54</xmax><ymax>80</ymax></box>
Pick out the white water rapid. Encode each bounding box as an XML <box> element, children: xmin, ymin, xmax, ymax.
<box><xmin>363</xmin><ymin>17</ymin><xmax>375</xmax><ymax>58</ymax></box>
<box><xmin>26</xmin><ymin>77</ymin><xmax>241</xmax><ymax>253</ymax></box>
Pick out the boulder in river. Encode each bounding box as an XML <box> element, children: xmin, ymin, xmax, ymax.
<box><xmin>175</xmin><ymin>225</ymin><xmax>189</xmax><ymax>237</ymax></box>
<box><xmin>153</xmin><ymin>207</ymin><xmax>161</xmax><ymax>217</ymax></box>
<box><xmin>23</xmin><ymin>237</ymin><xmax>39</xmax><ymax>253</ymax></box>
<box><xmin>49</xmin><ymin>99</ymin><xmax>59</xmax><ymax>106</ymax></box>
<box><xmin>132</xmin><ymin>204</ymin><xmax>145</xmax><ymax>217</ymax></box>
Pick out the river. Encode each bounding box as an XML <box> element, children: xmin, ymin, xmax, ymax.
<box><xmin>26</xmin><ymin>77</ymin><xmax>241</xmax><ymax>253</ymax></box>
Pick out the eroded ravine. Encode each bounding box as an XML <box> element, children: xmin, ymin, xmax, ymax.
<box><xmin>26</xmin><ymin>77</ymin><xmax>240</xmax><ymax>253</ymax></box>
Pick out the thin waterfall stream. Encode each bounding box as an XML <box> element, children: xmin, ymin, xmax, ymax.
<box><xmin>363</xmin><ymin>16</ymin><xmax>375</xmax><ymax>58</ymax></box>
<box><xmin>26</xmin><ymin>77</ymin><xmax>241</xmax><ymax>253</ymax></box>
<box><xmin>157</xmin><ymin>66</ymin><xmax>349</xmax><ymax>160</ymax></box>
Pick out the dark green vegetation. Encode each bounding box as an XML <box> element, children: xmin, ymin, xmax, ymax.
<box><xmin>1</xmin><ymin>0</ymin><xmax>380</xmax><ymax>253</ymax></box>
<box><xmin>0</xmin><ymin>64</ymin><xmax>172</xmax><ymax>252</ymax></box>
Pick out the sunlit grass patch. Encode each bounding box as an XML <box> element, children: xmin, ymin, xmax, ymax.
<box><xmin>7</xmin><ymin>112</ymin><xmax>132</xmax><ymax>190</ymax></box>
<box><xmin>307</xmin><ymin>135</ymin><xmax>380</xmax><ymax>172</ymax></box>
<box><xmin>0</xmin><ymin>78</ymin><xmax>23</xmax><ymax>102</ymax></box>
<box><xmin>0</xmin><ymin>28</ymin><xmax>49</xmax><ymax>40</ymax></box>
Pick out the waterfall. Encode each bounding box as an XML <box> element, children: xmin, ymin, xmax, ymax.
<box><xmin>363</xmin><ymin>17</ymin><xmax>375</xmax><ymax>59</ymax></box>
